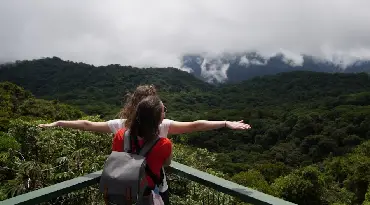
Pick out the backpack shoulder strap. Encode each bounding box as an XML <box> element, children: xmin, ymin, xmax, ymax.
<box><xmin>138</xmin><ymin>137</ymin><xmax>161</xmax><ymax>157</ymax></box>
<box><xmin>139</xmin><ymin>137</ymin><xmax>162</xmax><ymax>186</ymax></box>
<box><xmin>123</xmin><ymin>129</ymin><xmax>131</xmax><ymax>153</ymax></box>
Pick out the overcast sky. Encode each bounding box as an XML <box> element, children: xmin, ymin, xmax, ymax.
<box><xmin>1</xmin><ymin>0</ymin><xmax>369</xmax><ymax>68</ymax></box>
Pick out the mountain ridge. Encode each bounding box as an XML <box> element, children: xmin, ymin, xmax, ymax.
<box><xmin>181</xmin><ymin>52</ymin><xmax>370</xmax><ymax>83</ymax></box>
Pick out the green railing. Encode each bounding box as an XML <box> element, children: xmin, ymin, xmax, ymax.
<box><xmin>1</xmin><ymin>161</ymin><xmax>296</xmax><ymax>205</ymax></box>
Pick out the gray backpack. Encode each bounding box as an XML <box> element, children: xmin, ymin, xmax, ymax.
<box><xmin>99</xmin><ymin>130</ymin><xmax>161</xmax><ymax>205</ymax></box>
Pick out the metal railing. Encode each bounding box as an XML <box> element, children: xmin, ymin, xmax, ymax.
<box><xmin>1</xmin><ymin>161</ymin><xmax>296</xmax><ymax>205</ymax></box>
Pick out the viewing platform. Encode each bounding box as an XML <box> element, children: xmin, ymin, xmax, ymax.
<box><xmin>1</xmin><ymin>161</ymin><xmax>296</xmax><ymax>205</ymax></box>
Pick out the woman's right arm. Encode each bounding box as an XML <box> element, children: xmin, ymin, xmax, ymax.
<box><xmin>167</xmin><ymin>120</ymin><xmax>251</xmax><ymax>135</ymax></box>
<box><xmin>38</xmin><ymin>120</ymin><xmax>112</xmax><ymax>133</ymax></box>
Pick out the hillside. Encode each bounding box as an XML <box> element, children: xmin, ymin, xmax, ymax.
<box><xmin>0</xmin><ymin>82</ymin><xmax>83</xmax><ymax>131</ymax></box>
<box><xmin>218</xmin><ymin>71</ymin><xmax>370</xmax><ymax>107</ymax></box>
<box><xmin>2</xmin><ymin>59</ymin><xmax>370</xmax><ymax>204</ymax></box>
<box><xmin>0</xmin><ymin>57</ymin><xmax>213</xmax><ymax>118</ymax></box>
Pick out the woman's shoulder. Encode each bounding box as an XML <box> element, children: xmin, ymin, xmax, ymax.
<box><xmin>160</xmin><ymin>119</ymin><xmax>173</xmax><ymax>126</ymax></box>
<box><xmin>158</xmin><ymin>137</ymin><xmax>172</xmax><ymax>144</ymax></box>
<box><xmin>153</xmin><ymin>138</ymin><xmax>172</xmax><ymax>157</ymax></box>
<box><xmin>107</xmin><ymin>119</ymin><xmax>126</xmax><ymax>134</ymax></box>
<box><xmin>158</xmin><ymin>119</ymin><xmax>174</xmax><ymax>136</ymax></box>
<box><xmin>155</xmin><ymin>138</ymin><xmax>172</xmax><ymax>151</ymax></box>
<box><xmin>107</xmin><ymin>118</ymin><xmax>125</xmax><ymax>125</ymax></box>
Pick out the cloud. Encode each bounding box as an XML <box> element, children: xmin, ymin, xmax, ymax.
<box><xmin>200</xmin><ymin>58</ymin><xmax>229</xmax><ymax>83</ymax></box>
<box><xmin>278</xmin><ymin>49</ymin><xmax>304</xmax><ymax>66</ymax></box>
<box><xmin>1</xmin><ymin>0</ymin><xmax>370</xmax><ymax>68</ymax></box>
<box><xmin>239</xmin><ymin>55</ymin><xmax>266</xmax><ymax>66</ymax></box>
<box><xmin>178</xmin><ymin>66</ymin><xmax>193</xmax><ymax>73</ymax></box>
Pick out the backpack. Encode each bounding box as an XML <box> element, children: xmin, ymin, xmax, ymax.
<box><xmin>99</xmin><ymin>129</ymin><xmax>161</xmax><ymax>204</ymax></box>
<box><xmin>111</xmin><ymin>128</ymin><xmax>165</xmax><ymax>188</ymax></box>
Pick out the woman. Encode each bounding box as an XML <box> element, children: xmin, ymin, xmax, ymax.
<box><xmin>38</xmin><ymin>84</ymin><xmax>251</xmax><ymax>204</ymax></box>
<box><xmin>118</xmin><ymin>95</ymin><xmax>172</xmax><ymax>204</ymax></box>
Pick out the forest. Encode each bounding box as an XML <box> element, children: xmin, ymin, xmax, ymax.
<box><xmin>1</xmin><ymin>58</ymin><xmax>370</xmax><ymax>205</ymax></box>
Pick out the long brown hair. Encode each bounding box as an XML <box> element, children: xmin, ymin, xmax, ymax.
<box><xmin>129</xmin><ymin>95</ymin><xmax>163</xmax><ymax>142</ymax></box>
<box><xmin>119</xmin><ymin>85</ymin><xmax>157</xmax><ymax>128</ymax></box>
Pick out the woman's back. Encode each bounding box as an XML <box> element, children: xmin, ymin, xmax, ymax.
<box><xmin>113</xmin><ymin>128</ymin><xmax>172</xmax><ymax>188</ymax></box>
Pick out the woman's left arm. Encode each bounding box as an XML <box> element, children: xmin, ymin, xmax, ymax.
<box><xmin>167</xmin><ymin>120</ymin><xmax>251</xmax><ymax>135</ymax></box>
